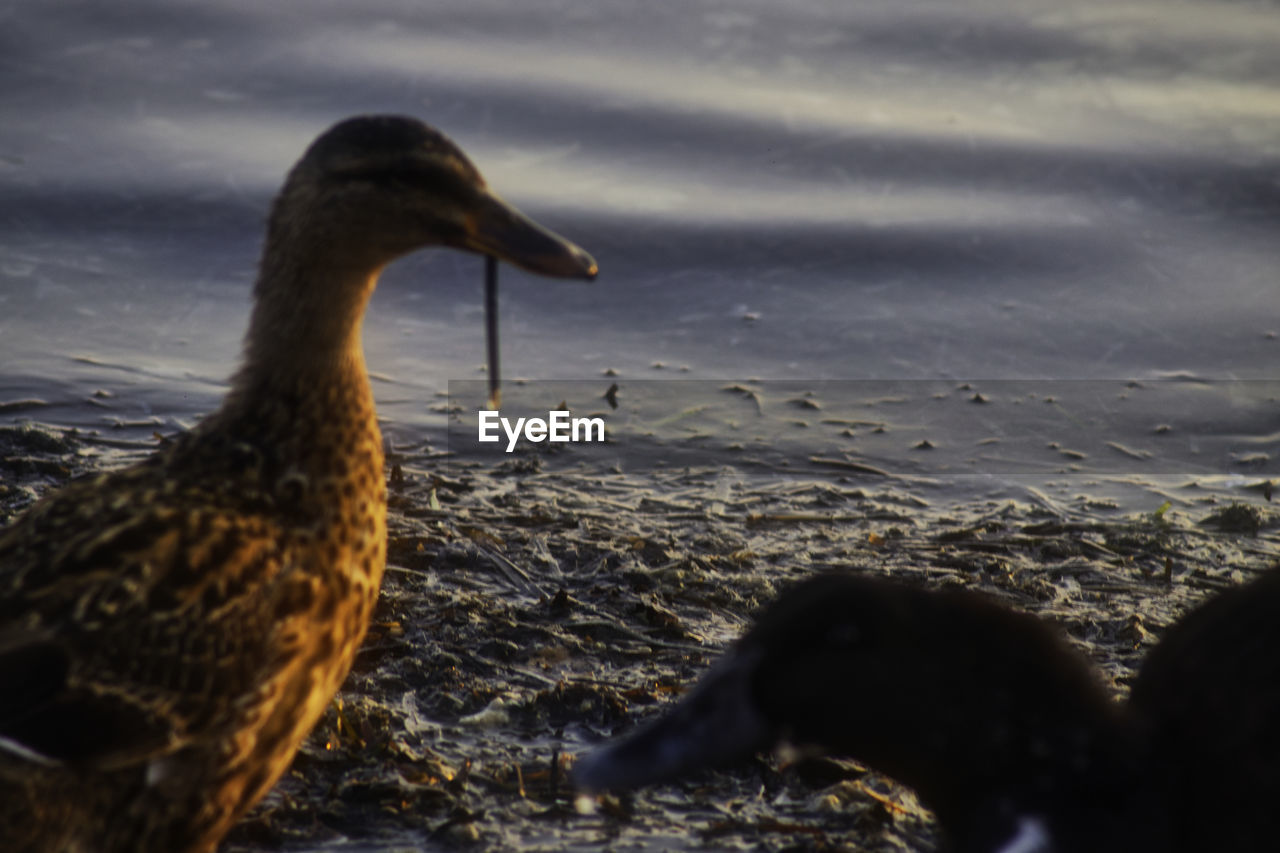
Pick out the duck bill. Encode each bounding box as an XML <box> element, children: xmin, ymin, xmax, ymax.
<box><xmin>572</xmin><ymin>648</ymin><xmax>772</xmax><ymax>793</ymax></box>
<box><xmin>455</xmin><ymin>191</ymin><xmax>596</xmax><ymax>410</ymax></box>
<box><xmin>461</xmin><ymin>191</ymin><xmax>597</xmax><ymax>281</ymax></box>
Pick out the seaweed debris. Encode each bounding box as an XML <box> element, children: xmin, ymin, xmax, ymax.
<box><xmin>3</xmin><ymin>435</ymin><xmax>1276</xmax><ymax>852</ymax></box>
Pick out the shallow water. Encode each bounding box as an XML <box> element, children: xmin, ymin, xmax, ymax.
<box><xmin>4</xmin><ymin>0</ymin><xmax>1278</xmax><ymax>461</ymax></box>
<box><xmin>2</xmin><ymin>1</ymin><xmax>1279</xmax><ymax>850</ymax></box>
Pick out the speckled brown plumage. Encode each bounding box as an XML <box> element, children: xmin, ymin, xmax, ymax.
<box><xmin>0</xmin><ymin>115</ymin><xmax>595</xmax><ymax>853</ymax></box>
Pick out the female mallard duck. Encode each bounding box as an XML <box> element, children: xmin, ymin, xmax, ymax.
<box><xmin>0</xmin><ymin>115</ymin><xmax>596</xmax><ymax>853</ymax></box>
<box><xmin>574</xmin><ymin>570</ymin><xmax>1280</xmax><ymax>853</ymax></box>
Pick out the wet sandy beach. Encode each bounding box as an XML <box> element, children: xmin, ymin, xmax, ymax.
<box><xmin>3</xmin><ymin>413</ymin><xmax>1276</xmax><ymax>851</ymax></box>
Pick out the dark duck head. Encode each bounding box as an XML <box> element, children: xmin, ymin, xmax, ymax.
<box><xmin>574</xmin><ymin>570</ymin><xmax>1280</xmax><ymax>853</ymax></box>
<box><xmin>0</xmin><ymin>114</ymin><xmax>594</xmax><ymax>853</ymax></box>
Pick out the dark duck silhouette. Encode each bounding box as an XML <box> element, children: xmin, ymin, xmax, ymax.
<box><xmin>574</xmin><ymin>570</ymin><xmax>1280</xmax><ymax>852</ymax></box>
<box><xmin>0</xmin><ymin>114</ymin><xmax>596</xmax><ymax>853</ymax></box>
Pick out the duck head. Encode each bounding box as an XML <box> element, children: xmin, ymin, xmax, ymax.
<box><xmin>240</xmin><ymin>115</ymin><xmax>596</xmax><ymax>386</ymax></box>
<box><xmin>574</xmin><ymin>573</ymin><xmax>1146</xmax><ymax>853</ymax></box>
<box><xmin>265</xmin><ymin>114</ymin><xmax>598</xmax><ymax>279</ymax></box>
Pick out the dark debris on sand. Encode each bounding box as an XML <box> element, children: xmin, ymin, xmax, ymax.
<box><xmin>3</xmin><ymin>430</ymin><xmax>1277</xmax><ymax>852</ymax></box>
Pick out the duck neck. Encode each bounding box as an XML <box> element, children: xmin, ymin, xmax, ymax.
<box><xmin>229</xmin><ymin>238</ymin><xmax>383</xmax><ymax>409</ymax></box>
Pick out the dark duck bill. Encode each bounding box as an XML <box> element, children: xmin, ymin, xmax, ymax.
<box><xmin>457</xmin><ymin>155</ymin><xmax>597</xmax><ymax>411</ymax></box>
<box><xmin>461</xmin><ymin>176</ymin><xmax>597</xmax><ymax>407</ymax></box>
<box><xmin>431</xmin><ymin>138</ymin><xmax>597</xmax><ymax>410</ymax></box>
<box><xmin>574</xmin><ymin>570</ymin><xmax>1280</xmax><ymax>853</ymax></box>
<box><xmin>466</xmin><ymin>186</ymin><xmax>597</xmax><ymax>408</ymax></box>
